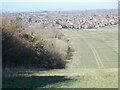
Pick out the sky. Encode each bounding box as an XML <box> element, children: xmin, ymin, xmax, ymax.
<box><xmin>1</xmin><ymin>0</ymin><xmax>119</xmax><ymax>12</ymax></box>
<box><xmin>1</xmin><ymin>0</ymin><xmax>119</xmax><ymax>2</ymax></box>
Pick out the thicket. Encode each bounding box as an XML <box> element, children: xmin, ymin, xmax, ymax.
<box><xmin>1</xmin><ymin>16</ymin><xmax>70</xmax><ymax>69</ymax></box>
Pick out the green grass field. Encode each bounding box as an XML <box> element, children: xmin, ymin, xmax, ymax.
<box><xmin>63</xmin><ymin>25</ymin><xmax>118</xmax><ymax>69</ymax></box>
<box><xmin>3</xmin><ymin>25</ymin><xmax>118</xmax><ymax>88</ymax></box>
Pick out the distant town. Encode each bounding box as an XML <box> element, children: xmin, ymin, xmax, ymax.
<box><xmin>2</xmin><ymin>9</ymin><xmax>118</xmax><ymax>29</ymax></box>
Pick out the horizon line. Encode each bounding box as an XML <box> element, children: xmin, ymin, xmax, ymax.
<box><xmin>1</xmin><ymin>9</ymin><xmax>118</xmax><ymax>13</ymax></box>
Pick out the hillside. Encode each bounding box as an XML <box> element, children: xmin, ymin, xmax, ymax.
<box><xmin>2</xmin><ymin>25</ymin><xmax>118</xmax><ymax>88</ymax></box>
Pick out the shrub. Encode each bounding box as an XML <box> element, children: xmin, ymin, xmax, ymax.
<box><xmin>62</xmin><ymin>25</ymin><xmax>68</xmax><ymax>28</ymax></box>
<box><xmin>56</xmin><ymin>20</ymin><xmax>60</xmax><ymax>24</ymax></box>
<box><xmin>31</xmin><ymin>38</ymin><xmax>68</xmax><ymax>68</ymax></box>
<box><xmin>2</xmin><ymin>16</ymin><xmax>39</xmax><ymax>68</ymax></box>
<box><xmin>1</xmin><ymin>16</ymin><xmax>69</xmax><ymax>69</ymax></box>
<box><xmin>20</xmin><ymin>33</ymin><xmax>35</xmax><ymax>42</ymax></box>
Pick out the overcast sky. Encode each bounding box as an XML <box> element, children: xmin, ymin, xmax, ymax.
<box><xmin>1</xmin><ymin>0</ymin><xmax>119</xmax><ymax>12</ymax></box>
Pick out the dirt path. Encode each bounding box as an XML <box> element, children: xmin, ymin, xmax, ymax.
<box><xmin>80</xmin><ymin>34</ymin><xmax>104</xmax><ymax>69</ymax></box>
<box><xmin>66</xmin><ymin>30</ymin><xmax>104</xmax><ymax>69</ymax></box>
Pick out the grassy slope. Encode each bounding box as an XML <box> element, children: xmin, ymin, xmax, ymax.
<box><xmin>63</xmin><ymin>25</ymin><xmax>118</xmax><ymax>69</ymax></box>
<box><xmin>3</xmin><ymin>25</ymin><xmax>118</xmax><ymax>88</ymax></box>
